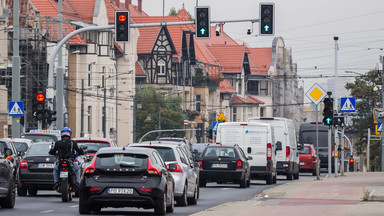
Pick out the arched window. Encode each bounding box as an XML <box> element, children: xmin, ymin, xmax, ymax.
<box><xmin>157</xmin><ymin>59</ymin><xmax>166</xmax><ymax>76</ymax></box>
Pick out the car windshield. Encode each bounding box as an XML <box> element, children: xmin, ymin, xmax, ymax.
<box><xmin>96</xmin><ymin>153</ymin><xmax>148</xmax><ymax>169</ymax></box>
<box><xmin>299</xmin><ymin>146</ymin><xmax>311</xmax><ymax>154</ymax></box>
<box><xmin>77</xmin><ymin>142</ymin><xmax>110</xmax><ymax>153</ymax></box>
<box><xmin>0</xmin><ymin>142</ymin><xmax>6</xmax><ymax>153</ymax></box>
<box><xmin>13</xmin><ymin>142</ymin><xmax>29</xmax><ymax>152</ymax></box>
<box><xmin>22</xmin><ymin>134</ymin><xmax>56</xmax><ymax>143</ymax></box>
<box><xmin>192</xmin><ymin>144</ymin><xmax>207</xmax><ymax>153</ymax></box>
<box><xmin>27</xmin><ymin>144</ymin><xmax>51</xmax><ymax>156</ymax></box>
<box><xmin>204</xmin><ymin>147</ymin><xmax>236</xmax><ymax>158</ymax></box>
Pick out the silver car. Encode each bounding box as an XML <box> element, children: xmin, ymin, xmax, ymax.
<box><xmin>128</xmin><ymin>142</ymin><xmax>200</xmax><ymax>206</ymax></box>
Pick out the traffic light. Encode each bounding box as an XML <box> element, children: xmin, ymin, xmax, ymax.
<box><xmin>44</xmin><ymin>109</ymin><xmax>57</xmax><ymax>124</ymax></box>
<box><xmin>334</xmin><ymin>116</ymin><xmax>345</xmax><ymax>127</ymax></box>
<box><xmin>206</xmin><ymin>128</ymin><xmax>213</xmax><ymax>141</ymax></box>
<box><xmin>259</xmin><ymin>3</ymin><xmax>274</xmax><ymax>35</ymax></box>
<box><xmin>32</xmin><ymin>93</ymin><xmax>45</xmax><ymax>121</ymax></box>
<box><xmin>322</xmin><ymin>98</ymin><xmax>334</xmax><ymax>125</ymax></box>
<box><xmin>115</xmin><ymin>11</ymin><xmax>130</xmax><ymax>42</ymax></box>
<box><xmin>195</xmin><ymin>6</ymin><xmax>210</xmax><ymax>39</ymax></box>
<box><xmin>349</xmin><ymin>156</ymin><xmax>354</xmax><ymax>172</ymax></box>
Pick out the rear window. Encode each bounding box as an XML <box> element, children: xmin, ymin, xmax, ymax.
<box><xmin>27</xmin><ymin>144</ymin><xmax>51</xmax><ymax>156</ymax></box>
<box><xmin>77</xmin><ymin>142</ymin><xmax>110</xmax><ymax>153</ymax></box>
<box><xmin>192</xmin><ymin>144</ymin><xmax>207</xmax><ymax>153</ymax></box>
<box><xmin>96</xmin><ymin>153</ymin><xmax>148</xmax><ymax>169</ymax></box>
<box><xmin>299</xmin><ymin>146</ymin><xmax>311</xmax><ymax>154</ymax></box>
<box><xmin>204</xmin><ymin>147</ymin><xmax>236</xmax><ymax>158</ymax></box>
<box><xmin>22</xmin><ymin>134</ymin><xmax>57</xmax><ymax>143</ymax></box>
<box><xmin>137</xmin><ymin>146</ymin><xmax>176</xmax><ymax>162</ymax></box>
<box><xmin>13</xmin><ymin>142</ymin><xmax>29</xmax><ymax>152</ymax></box>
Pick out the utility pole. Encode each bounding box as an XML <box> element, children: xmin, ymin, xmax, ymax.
<box><xmin>11</xmin><ymin>0</ymin><xmax>21</xmax><ymax>138</ymax></box>
<box><xmin>341</xmin><ymin>125</ymin><xmax>345</xmax><ymax>176</ymax></box>
<box><xmin>334</xmin><ymin>36</ymin><xmax>339</xmax><ymax>177</ymax></box>
<box><xmin>367</xmin><ymin>126</ymin><xmax>371</xmax><ymax>172</ymax></box>
<box><xmin>56</xmin><ymin>0</ymin><xmax>64</xmax><ymax>129</ymax></box>
<box><xmin>103</xmin><ymin>77</ymin><xmax>106</xmax><ymax>138</ymax></box>
<box><xmin>80</xmin><ymin>79</ymin><xmax>84</xmax><ymax>137</ymax></box>
<box><xmin>315</xmin><ymin>105</ymin><xmax>320</xmax><ymax>180</ymax></box>
<box><xmin>381</xmin><ymin>56</ymin><xmax>384</xmax><ymax>171</ymax></box>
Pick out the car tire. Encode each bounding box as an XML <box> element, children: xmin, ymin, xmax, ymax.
<box><xmin>293</xmin><ymin>171</ymin><xmax>299</xmax><ymax>180</ymax></box>
<box><xmin>79</xmin><ymin>182</ymin><xmax>91</xmax><ymax>214</ymax></box>
<box><xmin>17</xmin><ymin>185</ymin><xmax>27</xmax><ymax>197</ymax></box>
<box><xmin>0</xmin><ymin>180</ymin><xmax>15</xmax><ymax>208</ymax></box>
<box><xmin>176</xmin><ymin>183</ymin><xmax>188</xmax><ymax>206</ymax></box>
<box><xmin>166</xmin><ymin>187</ymin><xmax>174</xmax><ymax>213</ymax></box>
<box><xmin>154</xmin><ymin>191</ymin><xmax>166</xmax><ymax>215</ymax></box>
<box><xmin>187</xmin><ymin>185</ymin><xmax>198</xmax><ymax>205</ymax></box>
<box><xmin>240</xmin><ymin>176</ymin><xmax>247</xmax><ymax>188</ymax></box>
<box><xmin>266</xmin><ymin>173</ymin><xmax>273</xmax><ymax>185</ymax></box>
<box><xmin>199</xmin><ymin>179</ymin><xmax>206</xmax><ymax>187</ymax></box>
<box><xmin>286</xmin><ymin>172</ymin><xmax>293</xmax><ymax>180</ymax></box>
<box><xmin>28</xmin><ymin>189</ymin><xmax>37</xmax><ymax>196</ymax></box>
<box><xmin>272</xmin><ymin>172</ymin><xmax>277</xmax><ymax>184</ymax></box>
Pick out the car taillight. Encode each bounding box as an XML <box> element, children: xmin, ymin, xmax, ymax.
<box><xmin>147</xmin><ymin>158</ymin><xmax>161</xmax><ymax>175</ymax></box>
<box><xmin>167</xmin><ymin>163</ymin><xmax>182</xmax><ymax>173</ymax></box>
<box><xmin>267</xmin><ymin>143</ymin><xmax>272</xmax><ymax>161</ymax></box>
<box><xmin>286</xmin><ymin>146</ymin><xmax>290</xmax><ymax>161</ymax></box>
<box><xmin>89</xmin><ymin>187</ymin><xmax>102</xmax><ymax>192</ymax></box>
<box><xmin>6</xmin><ymin>155</ymin><xmax>13</xmax><ymax>162</ymax></box>
<box><xmin>84</xmin><ymin>156</ymin><xmax>97</xmax><ymax>174</ymax></box>
<box><xmin>61</xmin><ymin>163</ymin><xmax>68</xmax><ymax>167</ymax></box>
<box><xmin>236</xmin><ymin>160</ymin><xmax>242</xmax><ymax>169</ymax></box>
<box><xmin>198</xmin><ymin>161</ymin><xmax>203</xmax><ymax>168</ymax></box>
<box><xmin>332</xmin><ymin>146</ymin><xmax>335</xmax><ymax>158</ymax></box>
<box><xmin>19</xmin><ymin>160</ymin><xmax>28</xmax><ymax>169</ymax></box>
<box><xmin>140</xmin><ymin>188</ymin><xmax>152</xmax><ymax>192</ymax></box>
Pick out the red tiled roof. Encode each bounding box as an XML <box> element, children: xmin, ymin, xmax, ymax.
<box><xmin>248</xmin><ymin>48</ymin><xmax>272</xmax><ymax>75</ymax></box>
<box><xmin>66</xmin><ymin>0</ymin><xmax>95</xmax><ymax>23</ymax></box>
<box><xmin>206</xmin><ymin>45</ymin><xmax>250</xmax><ymax>73</ymax></box>
<box><xmin>30</xmin><ymin>0</ymin><xmax>82</xmax><ymax>21</ymax></box>
<box><xmin>219</xmin><ymin>79</ymin><xmax>236</xmax><ymax>93</ymax></box>
<box><xmin>231</xmin><ymin>95</ymin><xmax>264</xmax><ymax>104</ymax></box>
<box><xmin>135</xmin><ymin>61</ymin><xmax>145</xmax><ymax>75</ymax></box>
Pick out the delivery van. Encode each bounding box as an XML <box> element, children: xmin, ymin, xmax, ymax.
<box><xmin>248</xmin><ymin>117</ymin><xmax>300</xmax><ymax>180</ymax></box>
<box><xmin>216</xmin><ymin>122</ymin><xmax>280</xmax><ymax>185</ymax></box>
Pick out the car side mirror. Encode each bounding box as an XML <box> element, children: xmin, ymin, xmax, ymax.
<box><xmin>195</xmin><ymin>155</ymin><xmax>202</xmax><ymax>162</ymax></box>
<box><xmin>167</xmin><ymin>163</ymin><xmax>178</xmax><ymax>171</ymax></box>
<box><xmin>247</xmin><ymin>156</ymin><xmax>253</xmax><ymax>160</ymax></box>
<box><xmin>193</xmin><ymin>162</ymin><xmax>200</xmax><ymax>168</ymax></box>
<box><xmin>0</xmin><ymin>151</ymin><xmax>4</xmax><ymax>159</ymax></box>
<box><xmin>193</xmin><ymin>149</ymin><xmax>198</xmax><ymax>154</ymax></box>
<box><xmin>297</xmin><ymin>143</ymin><xmax>303</xmax><ymax>151</ymax></box>
<box><xmin>276</xmin><ymin>141</ymin><xmax>282</xmax><ymax>151</ymax></box>
<box><xmin>4</xmin><ymin>148</ymin><xmax>12</xmax><ymax>156</ymax></box>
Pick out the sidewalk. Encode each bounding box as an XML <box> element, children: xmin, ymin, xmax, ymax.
<box><xmin>191</xmin><ymin>172</ymin><xmax>384</xmax><ymax>216</ymax></box>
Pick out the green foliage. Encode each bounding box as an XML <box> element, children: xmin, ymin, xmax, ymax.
<box><xmin>345</xmin><ymin>69</ymin><xmax>382</xmax><ymax>169</ymax></box>
<box><xmin>135</xmin><ymin>87</ymin><xmax>187</xmax><ymax>142</ymax></box>
<box><xmin>168</xmin><ymin>7</ymin><xmax>194</xmax><ymax>21</ymax></box>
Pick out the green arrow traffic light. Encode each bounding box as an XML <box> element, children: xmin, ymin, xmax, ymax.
<box><xmin>326</xmin><ymin>117</ymin><xmax>332</xmax><ymax>125</ymax></box>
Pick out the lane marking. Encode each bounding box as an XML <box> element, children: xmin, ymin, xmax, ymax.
<box><xmin>70</xmin><ymin>205</ymin><xmax>78</xmax><ymax>208</ymax></box>
<box><xmin>41</xmin><ymin>210</ymin><xmax>54</xmax><ymax>214</ymax></box>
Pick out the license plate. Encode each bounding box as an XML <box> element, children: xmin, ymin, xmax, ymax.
<box><xmin>38</xmin><ymin>163</ymin><xmax>54</xmax><ymax>168</ymax></box>
<box><xmin>108</xmin><ymin>188</ymin><xmax>133</xmax><ymax>194</ymax></box>
<box><xmin>300</xmin><ymin>162</ymin><xmax>305</xmax><ymax>166</ymax></box>
<box><xmin>211</xmin><ymin>164</ymin><xmax>228</xmax><ymax>168</ymax></box>
<box><xmin>60</xmin><ymin>171</ymin><xmax>68</xmax><ymax>178</ymax></box>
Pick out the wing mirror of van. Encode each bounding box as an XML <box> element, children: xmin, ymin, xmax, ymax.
<box><xmin>297</xmin><ymin>143</ymin><xmax>303</xmax><ymax>151</ymax></box>
<box><xmin>247</xmin><ymin>156</ymin><xmax>253</xmax><ymax>160</ymax></box>
<box><xmin>276</xmin><ymin>141</ymin><xmax>282</xmax><ymax>151</ymax></box>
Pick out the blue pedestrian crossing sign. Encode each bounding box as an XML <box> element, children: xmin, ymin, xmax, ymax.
<box><xmin>377</xmin><ymin>122</ymin><xmax>383</xmax><ymax>133</ymax></box>
<box><xmin>340</xmin><ymin>97</ymin><xmax>356</xmax><ymax>113</ymax></box>
<box><xmin>9</xmin><ymin>101</ymin><xmax>24</xmax><ymax>117</ymax></box>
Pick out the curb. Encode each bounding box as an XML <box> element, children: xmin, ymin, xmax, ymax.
<box><xmin>367</xmin><ymin>190</ymin><xmax>384</xmax><ymax>202</ymax></box>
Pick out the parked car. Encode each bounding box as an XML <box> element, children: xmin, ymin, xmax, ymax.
<box><xmin>0</xmin><ymin>148</ymin><xmax>16</xmax><ymax>208</ymax></box>
<box><xmin>20</xmin><ymin>129</ymin><xmax>61</xmax><ymax>143</ymax></box>
<box><xmin>0</xmin><ymin>139</ymin><xmax>24</xmax><ymax>185</ymax></box>
<box><xmin>128</xmin><ymin>142</ymin><xmax>200</xmax><ymax>206</ymax></box>
<box><xmin>79</xmin><ymin>147</ymin><xmax>175</xmax><ymax>215</ymax></box>
<box><xmin>299</xmin><ymin>144</ymin><xmax>319</xmax><ymax>176</ymax></box>
<box><xmin>17</xmin><ymin>142</ymin><xmax>56</xmax><ymax>196</ymax></box>
<box><xmin>73</xmin><ymin>137</ymin><xmax>117</xmax><ymax>161</ymax></box>
<box><xmin>198</xmin><ymin>144</ymin><xmax>252</xmax><ymax>188</ymax></box>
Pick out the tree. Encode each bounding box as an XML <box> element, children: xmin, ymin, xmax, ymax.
<box><xmin>135</xmin><ymin>87</ymin><xmax>187</xmax><ymax>142</ymax></box>
<box><xmin>168</xmin><ymin>7</ymin><xmax>194</xmax><ymax>21</ymax></box>
<box><xmin>345</xmin><ymin>69</ymin><xmax>382</xmax><ymax>169</ymax></box>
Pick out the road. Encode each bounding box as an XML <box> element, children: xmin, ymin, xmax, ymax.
<box><xmin>0</xmin><ymin>173</ymin><xmax>322</xmax><ymax>215</ymax></box>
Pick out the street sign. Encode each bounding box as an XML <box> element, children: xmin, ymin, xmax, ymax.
<box><xmin>340</xmin><ymin>97</ymin><xmax>356</xmax><ymax>112</ymax></box>
<box><xmin>184</xmin><ymin>120</ymin><xmax>189</xmax><ymax>125</ymax></box>
<box><xmin>9</xmin><ymin>101</ymin><xmax>24</xmax><ymax>117</ymax></box>
<box><xmin>377</xmin><ymin>122</ymin><xmax>383</xmax><ymax>134</ymax></box>
<box><xmin>216</xmin><ymin>112</ymin><xmax>227</xmax><ymax>122</ymax></box>
<box><xmin>305</xmin><ymin>83</ymin><xmax>327</xmax><ymax>105</ymax></box>
<box><xmin>212</xmin><ymin>121</ymin><xmax>222</xmax><ymax>132</ymax></box>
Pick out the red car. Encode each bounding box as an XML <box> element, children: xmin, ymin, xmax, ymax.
<box><xmin>72</xmin><ymin>137</ymin><xmax>117</xmax><ymax>161</ymax></box>
<box><xmin>299</xmin><ymin>144</ymin><xmax>319</xmax><ymax>176</ymax></box>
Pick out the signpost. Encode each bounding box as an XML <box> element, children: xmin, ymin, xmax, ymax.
<box><xmin>305</xmin><ymin>83</ymin><xmax>327</xmax><ymax>180</ymax></box>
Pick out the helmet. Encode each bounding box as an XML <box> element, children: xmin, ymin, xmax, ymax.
<box><xmin>61</xmin><ymin>127</ymin><xmax>72</xmax><ymax>137</ymax></box>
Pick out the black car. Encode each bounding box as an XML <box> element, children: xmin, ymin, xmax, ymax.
<box><xmin>17</xmin><ymin>143</ymin><xmax>56</xmax><ymax>196</ymax></box>
<box><xmin>198</xmin><ymin>144</ymin><xmax>252</xmax><ymax>188</ymax></box>
<box><xmin>79</xmin><ymin>147</ymin><xmax>176</xmax><ymax>215</ymax></box>
<box><xmin>0</xmin><ymin>139</ymin><xmax>23</xmax><ymax>183</ymax></box>
<box><xmin>0</xmin><ymin>148</ymin><xmax>16</xmax><ymax>208</ymax></box>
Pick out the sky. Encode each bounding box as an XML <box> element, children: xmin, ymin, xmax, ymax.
<box><xmin>137</xmin><ymin>0</ymin><xmax>384</xmax><ymax>100</ymax></box>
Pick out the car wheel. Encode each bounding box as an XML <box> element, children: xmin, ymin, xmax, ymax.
<box><xmin>240</xmin><ymin>176</ymin><xmax>247</xmax><ymax>188</ymax></box>
<box><xmin>293</xmin><ymin>171</ymin><xmax>299</xmax><ymax>180</ymax></box>
<box><xmin>187</xmin><ymin>185</ymin><xmax>198</xmax><ymax>205</ymax></box>
<box><xmin>176</xmin><ymin>183</ymin><xmax>188</xmax><ymax>206</ymax></box>
<box><xmin>272</xmin><ymin>172</ymin><xmax>277</xmax><ymax>184</ymax></box>
<box><xmin>266</xmin><ymin>173</ymin><xmax>273</xmax><ymax>185</ymax></box>
<box><xmin>0</xmin><ymin>180</ymin><xmax>15</xmax><ymax>208</ymax></box>
<box><xmin>28</xmin><ymin>189</ymin><xmax>37</xmax><ymax>196</ymax></box>
<box><xmin>199</xmin><ymin>179</ymin><xmax>206</xmax><ymax>187</ymax></box>
<box><xmin>166</xmin><ymin>187</ymin><xmax>174</xmax><ymax>213</ymax></box>
<box><xmin>286</xmin><ymin>172</ymin><xmax>293</xmax><ymax>180</ymax></box>
<box><xmin>79</xmin><ymin>182</ymin><xmax>91</xmax><ymax>214</ymax></box>
<box><xmin>17</xmin><ymin>185</ymin><xmax>27</xmax><ymax>197</ymax></box>
<box><xmin>154</xmin><ymin>191</ymin><xmax>166</xmax><ymax>215</ymax></box>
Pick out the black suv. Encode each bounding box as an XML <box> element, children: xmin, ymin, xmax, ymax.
<box><xmin>79</xmin><ymin>147</ymin><xmax>176</xmax><ymax>215</ymax></box>
<box><xmin>198</xmin><ymin>144</ymin><xmax>252</xmax><ymax>188</ymax></box>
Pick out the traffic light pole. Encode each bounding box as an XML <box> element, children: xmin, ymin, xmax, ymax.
<box><xmin>367</xmin><ymin>126</ymin><xmax>371</xmax><ymax>172</ymax></box>
<box><xmin>315</xmin><ymin>105</ymin><xmax>320</xmax><ymax>180</ymax></box>
<box><xmin>328</xmin><ymin>126</ymin><xmax>332</xmax><ymax>177</ymax></box>
<box><xmin>334</xmin><ymin>127</ymin><xmax>338</xmax><ymax>177</ymax></box>
<box><xmin>341</xmin><ymin>126</ymin><xmax>345</xmax><ymax>176</ymax></box>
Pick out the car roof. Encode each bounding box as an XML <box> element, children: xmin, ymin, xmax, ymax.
<box><xmin>97</xmin><ymin>146</ymin><xmax>156</xmax><ymax>155</ymax></box>
<box><xmin>140</xmin><ymin>140</ymin><xmax>188</xmax><ymax>146</ymax></box>
<box><xmin>128</xmin><ymin>143</ymin><xmax>177</xmax><ymax>149</ymax></box>
<box><xmin>73</xmin><ymin>137</ymin><xmax>114</xmax><ymax>143</ymax></box>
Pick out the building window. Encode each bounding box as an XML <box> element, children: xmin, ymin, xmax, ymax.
<box><xmin>196</xmin><ymin>95</ymin><xmax>201</xmax><ymax>112</ymax></box>
<box><xmin>248</xmin><ymin>107</ymin><xmax>253</xmax><ymax>119</ymax></box>
<box><xmin>158</xmin><ymin>46</ymin><xmax>166</xmax><ymax>52</ymax></box>
<box><xmin>260</xmin><ymin>81</ymin><xmax>269</xmax><ymax>96</ymax></box>
<box><xmin>157</xmin><ymin>59</ymin><xmax>166</xmax><ymax>76</ymax></box>
<box><xmin>260</xmin><ymin>107</ymin><xmax>264</xmax><ymax>117</ymax></box>
<box><xmin>233</xmin><ymin>107</ymin><xmax>237</xmax><ymax>122</ymax></box>
<box><xmin>247</xmin><ymin>80</ymin><xmax>259</xmax><ymax>95</ymax></box>
<box><xmin>87</xmin><ymin>106</ymin><xmax>92</xmax><ymax>134</ymax></box>
<box><xmin>88</xmin><ymin>64</ymin><xmax>92</xmax><ymax>87</ymax></box>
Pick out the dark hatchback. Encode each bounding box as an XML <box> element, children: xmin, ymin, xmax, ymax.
<box><xmin>18</xmin><ymin>143</ymin><xmax>56</xmax><ymax>196</ymax></box>
<box><xmin>199</xmin><ymin>144</ymin><xmax>252</xmax><ymax>188</ymax></box>
<box><xmin>79</xmin><ymin>147</ymin><xmax>176</xmax><ymax>215</ymax></box>
<box><xmin>0</xmin><ymin>148</ymin><xmax>16</xmax><ymax>208</ymax></box>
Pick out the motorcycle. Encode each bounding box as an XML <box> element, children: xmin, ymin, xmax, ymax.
<box><xmin>56</xmin><ymin>158</ymin><xmax>77</xmax><ymax>202</ymax></box>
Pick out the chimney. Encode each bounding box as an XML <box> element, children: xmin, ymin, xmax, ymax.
<box><xmin>115</xmin><ymin>0</ymin><xmax>120</xmax><ymax>8</ymax></box>
<box><xmin>125</xmin><ymin>0</ymin><xmax>131</xmax><ymax>9</ymax></box>
<box><xmin>138</xmin><ymin>0</ymin><xmax>142</xmax><ymax>13</ymax></box>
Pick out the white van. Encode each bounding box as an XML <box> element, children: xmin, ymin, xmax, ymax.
<box><xmin>248</xmin><ymin>117</ymin><xmax>300</xmax><ymax>180</ymax></box>
<box><xmin>216</xmin><ymin>122</ymin><xmax>280</xmax><ymax>185</ymax></box>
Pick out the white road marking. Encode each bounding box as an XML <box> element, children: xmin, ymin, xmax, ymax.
<box><xmin>41</xmin><ymin>210</ymin><xmax>54</xmax><ymax>214</ymax></box>
<box><xmin>70</xmin><ymin>205</ymin><xmax>78</xmax><ymax>208</ymax></box>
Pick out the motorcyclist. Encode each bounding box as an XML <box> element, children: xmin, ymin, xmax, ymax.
<box><xmin>49</xmin><ymin>127</ymin><xmax>84</xmax><ymax>190</ymax></box>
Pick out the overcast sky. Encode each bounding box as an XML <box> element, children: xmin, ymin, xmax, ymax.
<box><xmin>138</xmin><ymin>0</ymin><xmax>384</xmax><ymax>97</ymax></box>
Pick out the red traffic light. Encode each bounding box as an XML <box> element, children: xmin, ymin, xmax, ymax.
<box><xmin>349</xmin><ymin>158</ymin><xmax>354</xmax><ymax>163</ymax></box>
<box><xmin>36</xmin><ymin>93</ymin><xmax>45</xmax><ymax>102</ymax></box>
<box><xmin>118</xmin><ymin>14</ymin><xmax>126</xmax><ymax>22</ymax></box>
